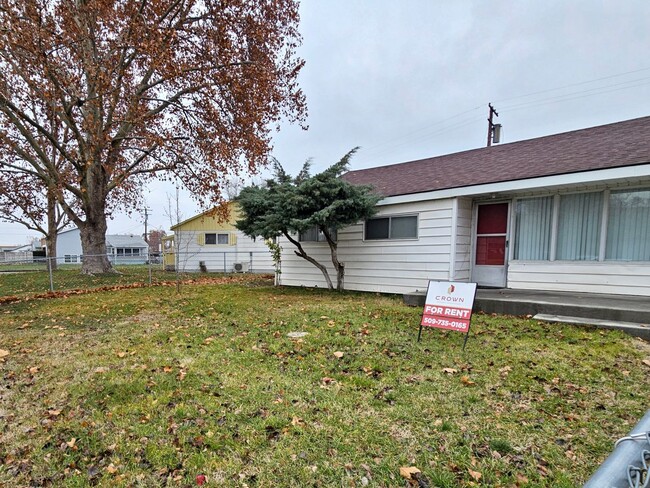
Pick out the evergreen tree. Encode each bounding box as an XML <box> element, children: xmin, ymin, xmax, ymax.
<box><xmin>237</xmin><ymin>149</ymin><xmax>380</xmax><ymax>290</ymax></box>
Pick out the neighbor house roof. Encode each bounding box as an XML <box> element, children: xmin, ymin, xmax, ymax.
<box><xmin>170</xmin><ymin>201</ymin><xmax>237</xmax><ymax>232</ymax></box>
<box><xmin>106</xmin><ymin>235</ymin><xmax>148</xmax><ymax>249</ymax></box>
<box><xmin>343</xmin><ymin>116</ymin><xmax>650</xmax><ymax>197</ymax></box>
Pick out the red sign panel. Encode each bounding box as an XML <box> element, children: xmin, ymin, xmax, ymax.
<box><xmin>420</xmin><ymin>282</ymin><xmax>477</xmax><ymax>333</ymax></box>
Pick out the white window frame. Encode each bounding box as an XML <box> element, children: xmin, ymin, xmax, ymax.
<box><xmin>363</xmin><ymin>214</ymin><xmax>419</xmax><ymax>241</ymax></box>
<box><xmin>205</xmin><ymin>233</ymin><xmax>229</xmax><ymax>245</ymax></box>
<box><xmin>298</xmin><ymin>226</ymin><xmax>337</xmax><ymax>243</ymax></box>
<box><xmin>511</xmin><ymin>185</ymin><xmax>650</xmax><ymax>263</ymax></box>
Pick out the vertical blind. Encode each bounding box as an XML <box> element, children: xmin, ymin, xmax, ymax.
<box><xmin>514</xmin><ymin>197</ymin><xmax>553</xmax><ymax>260</ymax></box>
<box><xmin>513</xmin><ymin>189</ymin><xmax>649</xmax><ymax>262</ymax></box>
<box><xmin>556</xmin><ymin>192</ymin><xmax>603</xmax><ymax>260</ymax></box>
<box><xmin>606</xmin><ymin>189</ymin><xmax>650</xmax><ymax>261</ymax></box>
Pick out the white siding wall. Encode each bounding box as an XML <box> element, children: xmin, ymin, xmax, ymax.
<box><xmin>278</xmin><ymin>199</ymin><xmax>456</xmax><ymax>294</ymax></box>
<box><xmin>508</xmin><ymin>261</ymin><xmax>650</xmax><ymax>296</ymax></box>
<box><xmin>175</xmin><ymin>230</ymin><xmax>274</xmax><ymax>273</ymax></box>
<box><xmin>55</xmin><ymin>229</ymin><xmax>83</xmax><ymax>258</ymax></box>
<box><xmin>454</xmin><ymin>197</ymin><xmax>472</xmax><ymax>281</ymax></box>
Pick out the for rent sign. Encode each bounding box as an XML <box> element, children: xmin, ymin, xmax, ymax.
<box><xmin>420</xmin><ymin>281</ymin><xmax>477</xmax><ymax>333</ymax></box>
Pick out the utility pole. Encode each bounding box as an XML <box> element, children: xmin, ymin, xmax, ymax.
<box><xmin>142</xmin><ymin>207</ymin><xmax>151</xmax><ymax>242</ymax></box>
<box><xmin>487</xmin><ymin>103</ymin><xmax>500</xmax><ymax>147</ymax></box>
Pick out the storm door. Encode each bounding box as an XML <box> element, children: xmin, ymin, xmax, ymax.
<box><xmin>471</xmin><ymin>202</ymin><xmax>509</xmax><ymax>287</ymax></box>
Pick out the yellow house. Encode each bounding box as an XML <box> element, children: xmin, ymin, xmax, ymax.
<box><xmin>163</xmin><ymin>202</ymin><xmax>273</xmax><ymax>273</ymax></box>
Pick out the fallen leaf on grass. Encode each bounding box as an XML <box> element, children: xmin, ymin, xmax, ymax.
<box><xmin>333</xmin><ymin>351</ymin><xmax>344</xmax><ymax>359</ymax></box>
<box><xmin>28</xmin><ymin>366</ymin><xmax>39</xmax><ymax>374</ymax></box>
<box><xmin>460</xmin><ymin>376</ymin><xmax>475</xmax><ymax>386</ymax></box>
<box><xmin>94</xmin><ymin>367</ymin><xmax>109</xmax><ymax>374</ymax></box>
<box><xmin>642</xmin><ymin>359</ymin><xmax>650</xmax><ymax>368</ymax></box>
<box><xmin>399</xmin><ymin>466</ymin><xmax>421</xmax><ymax>479</ymax></box>
<box><xmin>106</xmin><ymin>464</ymin><xmax>118</xmax><ymax>474</ymax></box>
<box><xmin>468</xmin><ymin>468</ymin><xmax>482</xmax><ymax>481</ymax></box>
<box><xmin>291</xmin><ymin>416</ymin><xmax>304</xmax><ymax>427</ymax></box>
<box><xmin>0</xmin><ymin>349</ymin><xmax>10</xmax><ymax>359</ymax></box>
<box><xmin>516</xmin><ymin>473</ymin><xmax>529</xmax><ymax>484</ymax></box>
<box><xmin>442</xmin><ymin>368</ymin><xmax>458</xmax><ymax>374</ymax></box>
<box><xmin>116</xmin><ymin>352</ymin><xmax>126</xmax><ymax>358</ymax></box>
<box><xmin>163</xmin><ymin>366</ymin><xmax>173</xmax><ymax>373</ymax></box>
<box><xmin>48</xmin><ymin>409</ymin><xmax>62</xmax><ymax>417</ymax></box>
<box><xmin>66</xmin><ymin>438</ymin><xmax>76</xmax><ymax>448</ymax></box>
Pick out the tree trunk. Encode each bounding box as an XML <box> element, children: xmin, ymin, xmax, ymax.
<box><xmin>78</xmin><ymin>198</ymin><xmax>114</xmax><ymax>274</ymax></box>
<box><xmin>284</xmin><ymin>232</ymin><xmax>334</xmax><ymax>290</ymax></box>
<box><xmin>46</xmin><ymin>192</ymin><xmax>58</xmax><ymax>271</ymax></box>
<box><xmin>45</xmin><ymin>233</ymin><xmax>57</xmax><ymax>271</ymax></box>
<box><xmin>322</xmin><ymin>228</ymin><xmax>344</xmax><ymax>291</ymax></box>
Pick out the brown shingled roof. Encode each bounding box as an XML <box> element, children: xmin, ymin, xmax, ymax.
<box><xmin>343</xmin><ymin>116</ymin><xmax>650</xmax><ymax>197</ymax></box>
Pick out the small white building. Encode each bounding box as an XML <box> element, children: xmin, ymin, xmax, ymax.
<box><xmin>278</xmin><ymin>116</ymin><xmax>650</xmax><ymax>297</ymax></box>
<box><xmin>163</xmin><ymin>203</ymin><xmax>274</xmax><ymax>273</ymax></box>
<box><xmin>56</xmin><ymin>228</ymin><xmax>149</xmax><ymax>265</ymax></box>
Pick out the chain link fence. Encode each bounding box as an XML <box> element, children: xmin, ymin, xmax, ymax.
<box><xmin>0</xmin><ymin>251</ymin><xmax>274</xmax><ymax>298</ymax></box>
<box><xmin>584</xmin><ymin>409</ymin><xmax>650</xmax><ymax>487</ymax></box>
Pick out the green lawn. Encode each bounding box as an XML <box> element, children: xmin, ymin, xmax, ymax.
<box><xmin>1</xmin><ymin>277</ymin><xmax>648</xmax><ymax>487</ymax></box>
<box><xmin>0</xmin><ymin>265</ymin><xmax>192</xmax><ymax>299</ymax></box>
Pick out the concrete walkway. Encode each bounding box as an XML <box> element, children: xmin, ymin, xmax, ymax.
<box><xmin>405</xmin><ymin>288</ymin><xmax>650</xmax><ymax>340</ymax></box>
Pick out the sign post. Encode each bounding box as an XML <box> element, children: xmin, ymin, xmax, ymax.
<box><xmin>419</xmin><ymin>281</ymin><xmax>478</xmax><ymax>350</ymax></box>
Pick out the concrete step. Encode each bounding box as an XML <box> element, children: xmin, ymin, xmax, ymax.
<box><xmin>534</xmin><ymin>314</ymin><xmax>650</xmax><ymax>340</ymax></box>
<box><xmin>403</xmin><ymin>288</ymin><xmax>650</xmax><ymax>340</ymax></box>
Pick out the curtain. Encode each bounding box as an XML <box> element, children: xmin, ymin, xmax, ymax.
<box><xmin>556</xmin><ymin>192</ymin><xmax>602</xmax><ymax>261</ymax></box>
<box><xmin>513</xmin><ymin>197</ymin><xmax>553</xmax><ymax>260</ymax></box>
<box><xmin>606</xmin><ymin>189</ymin><xmax>650</xmax><ymax>261</ymax></box>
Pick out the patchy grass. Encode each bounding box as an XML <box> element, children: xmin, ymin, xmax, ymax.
<box><xmin>1</xmin><ymin>279</ymin><xmax>649</xmax><ymax>487</ymax></box>
<box><xmin>0</xmin><ymin>265</ymin><xmax>215</xmax><ymax>299</ymax></box>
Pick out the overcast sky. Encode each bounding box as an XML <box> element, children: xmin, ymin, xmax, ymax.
<box><xmin>3</xmin><ymin>0</ymin><xmax>650</xmax><ymax>246</ymax></box>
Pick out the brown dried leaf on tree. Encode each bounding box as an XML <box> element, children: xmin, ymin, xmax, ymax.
<box><xmin>0</xmin><ymin>0</ymin><xmax>306</xmax><ymax>274</ymax></box>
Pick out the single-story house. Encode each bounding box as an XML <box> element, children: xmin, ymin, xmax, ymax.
<box><xmin>56</xmin><ymin>228</ymin><xmax>149</xmax><ymax>265</ymax></box>
<box><xmin>163</xmin><ymin>202</ymin><xmax>274</xmax><ymax>273</ymax></box>
<box><xmin>277</xmin><ymin>115</ymin><xmax>650</xmax><ymax>297</ymax></box>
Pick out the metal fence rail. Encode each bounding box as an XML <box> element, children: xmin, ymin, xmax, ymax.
<box><xmin>584</xmin><ymin>409</ymin><xmax>650</xmax><ymax>487</ymax></box>
<box><xmin>0</xmin><ymin>251</ymin><xmax>274</xmax><ymax>297</ymax></box>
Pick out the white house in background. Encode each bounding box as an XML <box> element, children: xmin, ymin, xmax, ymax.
<box><xmin>163</xmin><ymin>202</ymin><xmax>274</xmax><ymax>273</ymax></box>
<box><xmin>56</xmin><ymin>228</ymin><xmax>149</xmax><ymax>264</ymax></box>
<box><xmin>278</xmin><ymin>116</ymin><xmax>650</xmax><ymax>297</ymax></box>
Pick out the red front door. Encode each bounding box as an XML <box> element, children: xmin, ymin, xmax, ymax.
<box><xmin>472</xmin><ymin>202</ymin><xmax>509</xmax><ymax>287</ymax></box>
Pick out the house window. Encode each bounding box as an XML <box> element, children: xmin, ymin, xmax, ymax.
<box><xmin>556</xmin><ymin>192</ymin><xmax>603</xmax><ymax>261</ymax></box>
<box><xmin>124</xmin><ymin>248</ymin><xmax>132</xmax><ymax>256</ymax></box>
<box><xmin>205</xmin><ymin>233</ymin><xmax>229</xmax><ymax>245</ymax></box>
<box><xmin>606</xmin><ymin>189</ymin><xmax>650</xmax><ymax>261</ymax></box>
<box><xmin>513</xmin><ymin>197</ymin><xmax>553</xmax><ymax>260</ymax></box>
<box><xmin>117</xmin><ymin>249</ymin><xmax>124</xmax><ymax>255</ymax></box>
<box><xmin>299</xmin><ymin>226</ymin><xmax>337</xmax><ymax>242</ymax></box>
<box><xmin>512</xmin><ymin>187</ymin><xmax>650</xmax><ymax>262</ymax></box>
<box><xmin>132</xmin><ymin>248</ymin><xmax>140</xmax><ymax>256</ymax></box>
<box><xmin>64</xmin><ymin>255</ymin><xmax>77</xmax><ymax>263</ymax></box>
<box><xmin>365</xmin><ymin>215</ymin><xmax>418</xmax><ymax>240</ymax></box>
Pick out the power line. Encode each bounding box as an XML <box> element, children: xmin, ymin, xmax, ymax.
<box><xmin>494</xmin><ymin>66</ymin><xmax>650</xmax><ymax>104</ymax></box>
<box><xmin>359</xmin><ymin>105</ymin><xmax>482</xmax><ymax>155</ymax></box>
<box><xmin>501</xmin><ymin>78</ymin><xmax>650</xmax><ymax>113</ymax></box>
